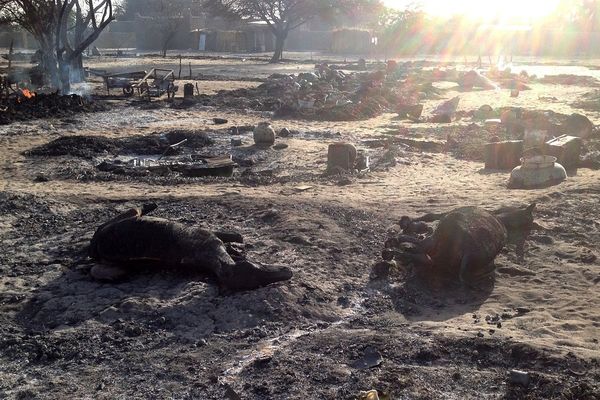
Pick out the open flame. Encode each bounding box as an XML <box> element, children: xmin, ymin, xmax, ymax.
<box><xmin>20</xmin><ymin>88</ymin><xmax>35</xmax><ymax>99</ymax></box>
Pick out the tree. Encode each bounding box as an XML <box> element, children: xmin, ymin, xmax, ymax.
<box><xmin>119</xmin><ymin>0</ymin><xmax>203</xmax><ymax>19</ymax></box>
<box><xmin>120</xmin><ymin>0</ymin><xmax>195</xmax><ymax>57</ymax></box>
<box><xmin>0</xmin><ymin>0</ymin><xmax>114</xmax><ymax>92</ymax></box>
<box><xmin>57</xmin><ymin>0</ymin><xmax>115</xmax><ymax>90</ymax></box>
<box><xmin>151</xmin><ymin>0</ymin><xmax>190</xmax><ymax>58</ymax></box>
<box><xmin>376</xmin><ymin>5</ymin><xmax>424</xmax><ymax>56</ymax></box>
<box><xmin>206</xmin><ymin>0</ymin><xmax>343</xmax><ymax>63</ymax></box>
<box><xmin>556</xmin><ymin>0</ymin><xmax>599</xmax><ymax>32</ymax></box>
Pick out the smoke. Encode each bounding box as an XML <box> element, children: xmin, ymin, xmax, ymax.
<box><xmin>70</xmin><ymin>82</ymin><xmax>93</xmax><ymax>98</ymax></box>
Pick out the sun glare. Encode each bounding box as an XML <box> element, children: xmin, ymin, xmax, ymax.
<box><xmin>386</xmin><ymin>0</ymin><xmax>562</xmax><ymax>23</ymax></box>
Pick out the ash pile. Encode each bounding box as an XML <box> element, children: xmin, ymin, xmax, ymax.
<box><xmin>25</xmin><ymin>129</ymin><xmax>236</xmax><ymax>181</ymax></box>
<box><xmin>0</xmin><ymin>86</ymin><xmax>103</xmax><ymax>125</ymax></box>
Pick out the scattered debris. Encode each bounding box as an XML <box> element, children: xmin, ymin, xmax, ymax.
<box><xmin>357</xmin><ymin>389</ymin><xmax>391</xmax><ymax>400</ymax></box>
<box><xmin>279</xmin><ymin>127</ymin><xmax>291</xmax><ymax>137</ymax></box>
<box><xmin>474</xmin><ymin>104</ymin><xmax>497</xmax><ymax>120</ymax></box>
<box><xmin>561</xmin><ymin>113</ymin><xmax>594</xmax><ymax>139</ymax></box>
<box><xmin>351</xmin><ymin>346</ymin><xmax>383</xmax><ymax>369</ymax></box>
<box><xmin>327</xmin><ymin>142</ymin><xmax>357</xmax><ymax>173</ymax></box>
<box><xmin>485</xmin><ymin>140</ymin><xmax>524</xmax><ymax>170</ymax></box>
<box><xmin>458</xmin><ymin>70</ymin><xmax>499</xmax><ymax>90</ymax></box>
<box><xmin>176</xmin><ymin>155</ymin><xmax>236</xmax><ymax>177</ymax></box>
<box><xmin>223</xmin><ymin>384</ymin><xmax>243</xmax><ymax>400</ymax></box>
<box><xmin>397</xmin><ymin>103</ymin><xmax>423</xmax><ymax>121</ymax></box>
<box><xmin>191</xmin><ymin>64</ymin><xmax>442</xmax><ymax>121</ymax></box>
<box><xmin>509</xmin><ymin>370</ymin><xmax>531</xmax><ymax>387</ymax></box>
<box><xmin>158</xmin><ymin>138</ymin><xmax>188</xmax><ymax>160</ymax></box>
<box><xmin>545</xmin><ymin>135</ymin><xmax>582</xmax><ymax>168</ymax></box>
<box><xmin>431</xmin><ymin>96</ymin><xmax>460</xmax><ymax>123</ymax></box>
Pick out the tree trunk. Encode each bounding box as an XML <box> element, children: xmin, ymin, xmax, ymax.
<box><xmin>270</xmin><ymin>31</ymin><xmax>287</xmax><ymax>63</ymax></box>
<box><xmin>39</xmin><ymin>36</ymin><xmax>60</xmax><ymax>88</ymax></box>
<box><xmin>70</xmin><ymin>54</ymin><xmax>85</xmax><ymax>83</ymax></box>
<box><xmin>58</xmin><ymin>58</ymin><xmax>71</xmax><ymax>94</ymax></box>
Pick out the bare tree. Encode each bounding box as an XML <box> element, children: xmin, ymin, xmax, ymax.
<box><xmin>122</xmin><ymin>0</ymin><xmax>193</xmax><ymax>57</ymax></box>
<box><xmin>153</xmin><ymin>0</ymin><xmax>188</xmax><ymax>58</ymax></box>
<box><xmin>57</xmin><ymin>0</ymin><xmax>114</xmax><ymax>91</ymax></box>
<box><xmin>0</xmin><ymin>0</ymin><xmax>114</xmax><ymax>92</ymax></box>
<box><xmin>206</xmin><ymin>0</ymin><xmax>342</xmax><ymax>63</ymax></box>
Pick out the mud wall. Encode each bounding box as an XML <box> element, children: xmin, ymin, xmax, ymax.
<box><xmin>94</xmin><ymin>32</ymin><xmax>136</xmax><ymax>49</ymax></box>
<box><xmin>134</xmin><ymin>15</ymin><xmax>193</xmax><ymax>50</ymax></box>
<box><xmin>331</xmin><ymin>29</ymin><xmax>373</xmax><ymax>54</ymax></box>
<box><xmin>0</xmin><ymin>30</ymin><xmax>38</xmax><ymax>49</ymax></box>
<box><xmin>286</xmin><ymin>30</ymin><xmax>332</xmax><ymax>51</ymax></box>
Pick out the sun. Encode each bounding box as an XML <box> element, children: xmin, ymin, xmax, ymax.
<box><xmin>386</xmin><ymin>0</ymin><xmax>562</xmax><ymax>23</ymax></box>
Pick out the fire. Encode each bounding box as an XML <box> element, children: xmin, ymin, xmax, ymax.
<box><xmin>20</xmin><ymin>88</ymin><xmax>35</xmax><ymax>99</ymax></box>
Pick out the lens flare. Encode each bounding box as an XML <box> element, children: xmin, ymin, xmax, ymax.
<box><xmin>385</xmin><ymin>0</ymin><xmax>562</xmax><ymax>23</ymax></box>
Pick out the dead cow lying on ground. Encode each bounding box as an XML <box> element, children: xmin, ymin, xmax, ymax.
<box><xmin>89</xmin><ymin>204</ymin><xmax>292</xmax><ymax>291</ymax></box>
<box><xmin>385</xmin><ymin>204</ymin><xmax>536</xmax><ymax>285</ymax></box>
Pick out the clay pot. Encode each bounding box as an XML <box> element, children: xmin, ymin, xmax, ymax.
<box><xmin>253</xmin><ymin>122</ymin><xmax>276</xmax><ymax>146</ymax></box>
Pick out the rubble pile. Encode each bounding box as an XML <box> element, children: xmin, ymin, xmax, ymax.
<box><xmin>446</xmin><ymin>106</ymin><xmax>599</xmax><ymax>163</ymax></box>
<box><xmin>196</xmin><ymin>64</ymin><xmax>437</xmax><ymax>121</ymax></box>
<box><xmin>572</xmin><ymin>90</ymin><xmax>600</xmax><ymax>112</ymax></box>
<box><xmin>0</xmin><ymin>91</ymin><xmax>103</xmax><ymax>125</ymax></box>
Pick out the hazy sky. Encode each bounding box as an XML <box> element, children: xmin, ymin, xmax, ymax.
<box><xmin>383</xmin><ymin>0</ymin><xmax>562</xmax><ymax>21</ymax></box>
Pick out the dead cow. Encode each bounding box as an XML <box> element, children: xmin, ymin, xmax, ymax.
<box><xmin>388</xmin><ymin>204</ymin><xmax>536</xmax><ymax>284</ymax></box>
<box><xmin>89</xmin><ymin>205</ymin><xmax>292</xmax><ymax>291</ymax></box>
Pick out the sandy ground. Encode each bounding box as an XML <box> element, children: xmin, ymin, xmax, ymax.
<box><xmin>0</xmin><ymin>56</ymin><xmax>599</xmax><ymax>399</ymax></box>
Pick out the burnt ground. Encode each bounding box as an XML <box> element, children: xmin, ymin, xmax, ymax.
<box><xmin>1</xmin><ymin>57</ymin><xmax>600</xmax><ymax>399</ymax></box>
<box><xmin>0</xmin><ymin>188</ymin><xmax>598</xmax><ymax>399</ymax></box>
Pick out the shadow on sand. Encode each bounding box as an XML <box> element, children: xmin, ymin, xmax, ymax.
<box><xmin>368</xmin><ymin>271</ymin><xmax>495</xmax><ymax>323</ymax></box>
<box><xmin>16</xmin><ymin>264</ymin><xmax>291</xmax><ymax>339</ymax></box>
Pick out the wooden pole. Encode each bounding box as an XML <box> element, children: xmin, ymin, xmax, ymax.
<box><xmin>8</xmin><ymin>40</ymin><xmax>13</xmax><ymax>75</ymax></box>
<box><xmin>178</xmin><ymin>55</ymin><xmax>182</xmax><ymax>79</ymax></box>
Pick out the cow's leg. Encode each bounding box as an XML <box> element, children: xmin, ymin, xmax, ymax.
<box><xmin>458</xmin><ymin>253</ymin><xmax>471</xmax><ymax>285</ymax></box>
<box><xmin>96</xmin><ymin>208</ymin><xmax>142</xmax><ymax>232</ymax></box>
<box><xmin>96</xmin><ymin>204</ymin><xmax>157</xmax><ymax>232</ymax></box>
